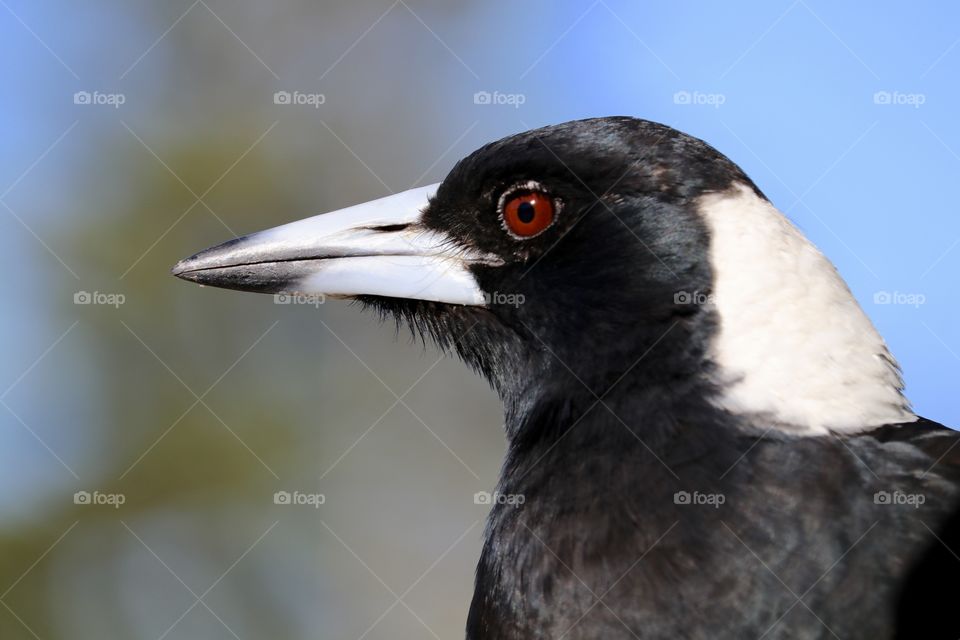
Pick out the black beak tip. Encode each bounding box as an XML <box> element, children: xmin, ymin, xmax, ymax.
<box><xmin>171</xmin><ymin>257</ymin><xmax>195</xmax><ymax>280</ymax></box>
<box><xmin>168</xmin><ymin>251</ymin><xmax>283</xmax><ymax>293</ymax></box>
<box><xmin>171</xmin><ymin>236</ymin><xmax>250</xmax><ymax>282</ymax></box>
<box><xmin>171</xmin><ymin>251</ymin><xmax>213</xmax><ymax>283</ymax></box>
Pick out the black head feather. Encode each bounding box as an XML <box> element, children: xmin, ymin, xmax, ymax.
<box><xmin>362</xmin><ymin>117</ymin><xmax>760</xmax><ymax>434</ymax></box>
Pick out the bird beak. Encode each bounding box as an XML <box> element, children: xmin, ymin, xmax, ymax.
<box><xmin>172</xmin><ymin>183</ymin><xmax>495</xmax><ymax>306</ymax></box>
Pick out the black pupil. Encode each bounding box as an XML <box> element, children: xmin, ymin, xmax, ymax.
<box><xmin>517</xmin><ymin>200</ymin><xmax>536</xmax><ymax>224</ymax></box>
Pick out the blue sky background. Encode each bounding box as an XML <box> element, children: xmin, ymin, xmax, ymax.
<box><xmin>1</xmin><ymin>1</ymin><xmax>958</xmax><ymax>636</ymax></box>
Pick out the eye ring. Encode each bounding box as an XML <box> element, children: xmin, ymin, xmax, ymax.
<box><xmin>497</xmin><ymin>181</ymin><xmax>560</xmax><ymax>240</ymax></box>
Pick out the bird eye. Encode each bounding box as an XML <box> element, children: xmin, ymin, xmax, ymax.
<box><xmin>499</xmin><ymin>185</ymin><xmax>557</xmax><ymax>239</ymax></box>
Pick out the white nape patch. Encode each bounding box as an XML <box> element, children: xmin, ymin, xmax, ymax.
<box><xmin>698</xmin><ymin>183</ymin><xmax>916</xmax><ymax>435</ymax></box>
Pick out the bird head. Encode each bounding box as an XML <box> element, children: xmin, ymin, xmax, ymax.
<box><xmin>173</xmin><ymin>117</ymin><xmax>913</xmax><ymax>436</ymax></box>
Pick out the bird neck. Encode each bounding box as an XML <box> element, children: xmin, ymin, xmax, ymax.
<box><xmin>502</xmin><ymin>324</ymin><xmax>731</xmax><ymax>474</ymax></box>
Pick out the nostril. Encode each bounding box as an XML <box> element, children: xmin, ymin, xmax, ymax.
<box><xmin>366</xmin><ymin>223</ymin><xmax>410</xmax><ymax>233</ymax></box>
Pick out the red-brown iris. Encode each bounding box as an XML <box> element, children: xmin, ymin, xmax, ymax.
<box><xmin>501</xmin><ymin>190</ymin><xmax>556</xmax><ymax>238</ymax></box>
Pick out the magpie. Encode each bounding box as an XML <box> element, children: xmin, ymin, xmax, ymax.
<box><xmin>173</xmin><ymin>117</ymin><xmax>960</xmax><ymax>639</ymax></box>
